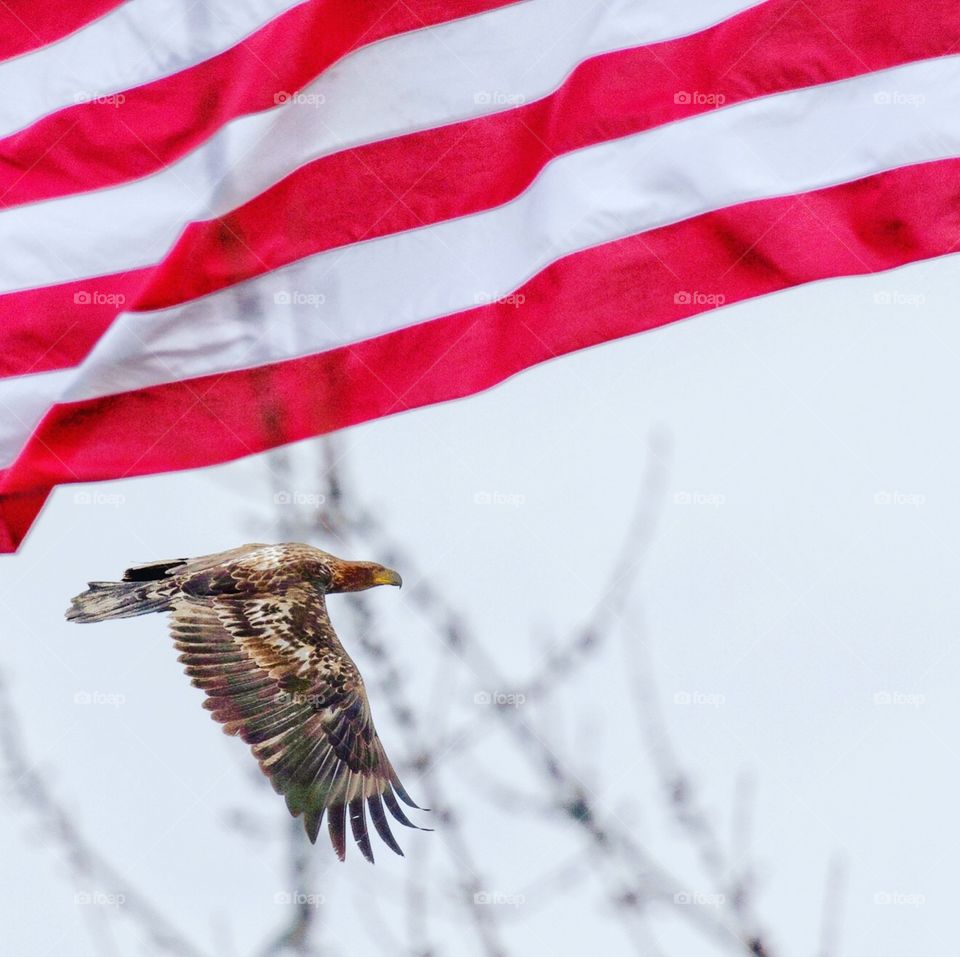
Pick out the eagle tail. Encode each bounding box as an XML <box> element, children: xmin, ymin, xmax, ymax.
<box><xmin>66</xmin><ymin>581</ymin><xmax>174</xmax><ymax>623</ymax></box>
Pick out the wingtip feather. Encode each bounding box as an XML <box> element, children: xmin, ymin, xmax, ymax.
<box><xmin>383</xmin><ymin>785</ymin><xmax>428</xmax><ymax>830</ymax></box>
<box><xmin>304</xmin><ymin>808</ymin><xmax>324</xmax><ymax>844</ymax></box>
<box><xmin>368</xmin><ymin>795</ymin><xmax>405</xmax><ymax>857</ymax></box>
<box><xmin>349</xmin><ymin>796</ymin><xmax>375</xmax><ymax>864</ymax></box>
<box><xmin>327</xmin><ymin>802</ymin><xmax>347</xmax><ymax>861</ymax></box>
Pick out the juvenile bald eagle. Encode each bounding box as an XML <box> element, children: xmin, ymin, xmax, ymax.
<box><xmin>67</xmin><ymin>542</ymin><xmax>425</xmax><ymax>863</ymax></box>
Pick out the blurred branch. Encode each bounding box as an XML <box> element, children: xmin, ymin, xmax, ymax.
<box><xmin>817</xmin><ymin>857</ymin><xmax>846</xmax><ymax>957</ymax></box>
<box><xmin>618</xmin><ymin>603</ymin><xmax>771</xmax><ymax>952</ymax></box>
<box><xmin>0</xmin><ymin>673</ymin><xmax>213</xmax><ymax>957</ymax></box>
<box><xmin>254</xmin><ymin>818</ymin><xmax>324</xmax><ymax>957</ymax></box>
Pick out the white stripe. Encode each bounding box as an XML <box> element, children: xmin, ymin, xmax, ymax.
<box><xmin>0</xmin><ymin>0</ymin><xmax>760</xmax><ymax>294</ymax></box>
<box><xmin>2</xmin><ymin>55</ymin><xmax>958</xmax><ymax>466</ymax></box>
<box><xmin>0</xmin><ymin>0</ymin><xmax>309</xmax><ymax>137</ymax></box>
<box><xmin>0</xmin><ymin>368</ymin><xmax>73</xmax><ymax>468</ymax></box>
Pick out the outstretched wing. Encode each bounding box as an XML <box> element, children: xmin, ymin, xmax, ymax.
<box><xmin>169</xmin><ymin>584</ymin><xmax>423</xmax><ymax>862</ymax></box>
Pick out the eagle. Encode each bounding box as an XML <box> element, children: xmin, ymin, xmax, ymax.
<box><xmin>66</xmin><ymin>542</ymin><xmax>425</xmax><ymax>863</ymax></box>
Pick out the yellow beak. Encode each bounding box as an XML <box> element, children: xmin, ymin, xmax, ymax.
<box><xmin>372</xmin><ymin>567</ymin><xmax>403</xmax><ymax>588</ymax></box>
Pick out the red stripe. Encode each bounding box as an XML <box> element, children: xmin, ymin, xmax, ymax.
<box><xmin>0</xmin><ymin>0</ymin><xmax>521</xmax><ymax>208</ymax></box>
<box><xmin>0</xmin><ymin>0</ymin><xmax>124</xmax><ymax>62</ymax></box>
<box><xmin>5</xmin><ymin>0</ymin><xmax>956</xmax><ymax>377</ymax></box>
<box><xmin>0</xmin><ymin>270</ymin><xmax>152</xmax><ymax>378</ymax></box>
<box><xmin>130</xmin><ymin>0</ymin><xmax>960</xmax><ymax>311</ymax></box>
<box><xmin>2</xmin><ymin>158</ymin><xmax>958</xmax><ymax>552</ymax></box>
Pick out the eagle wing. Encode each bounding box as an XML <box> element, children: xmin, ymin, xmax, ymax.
<box><xmin>169</xmin><ymin>583</ymin><xmax>422</xmax><ymax>862</ymax></box>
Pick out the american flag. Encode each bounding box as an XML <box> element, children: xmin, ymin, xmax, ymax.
<box><xmin>1</xmin><ymin>0</ymin><xmax>958</xmax><ymax>550</ymax></box>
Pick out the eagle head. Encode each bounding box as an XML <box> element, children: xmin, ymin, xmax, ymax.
<box><xmin>325</xmin><ymin>557</ymin><xmax>402</xmax><ymax>593</ymax></box>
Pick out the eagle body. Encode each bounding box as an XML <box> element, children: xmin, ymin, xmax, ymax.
<box><xmin>67</xmin><ymin>542</ymin><xmax>423</xmax><ymax>862</ymax></box>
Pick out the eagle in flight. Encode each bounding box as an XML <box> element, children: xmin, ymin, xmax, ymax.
<box><xmin>66</xmin><ymin>542</ymin><xmax>425</xmax><ymax>863</ymax></box>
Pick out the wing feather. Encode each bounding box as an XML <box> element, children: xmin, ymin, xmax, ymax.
<box><xmin>383</xmin><ymin>785</ymin><xmax>420</xmax><ymax>829</ymax></box>
<box><xmin>327</xmin><ymin>799</ymin><xmax>347</xmax><ymax>861</ymax></box>
<box><xmin>368</xmin><ymin>793</ymin><xmax>404</xmax><ymax>855</ymax></box>
<box><xmin>350</xmin><ymin>793</ymin><xmax>373</xmax><ymax>863</ymax></box>
<box><xmin>168</xmin><ymin>585</ymin><xmax>422</xmax><ymax>862</ymax></box>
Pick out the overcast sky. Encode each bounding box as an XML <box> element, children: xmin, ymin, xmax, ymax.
<box><xmin>2</xmin><ymin>250</ymin><xmax>959</xmax><ymax>956</ymax></box>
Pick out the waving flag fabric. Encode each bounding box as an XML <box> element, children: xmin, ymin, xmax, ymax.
<box><xmin>2</xmin><ymin>0</ymin><xmax>959</xmax><ymax>551</ymax></box>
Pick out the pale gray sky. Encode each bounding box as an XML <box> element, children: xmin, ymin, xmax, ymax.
<box><xmin>2</xmin><ymin>251</ymin><xmax>959</xmax><ymax>956</ymax></box>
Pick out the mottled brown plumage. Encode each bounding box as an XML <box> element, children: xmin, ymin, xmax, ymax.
<box><xmin>67</xmin><ymin>542</ymin><xmax>424</xmax><ymax>862</ymax></box>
